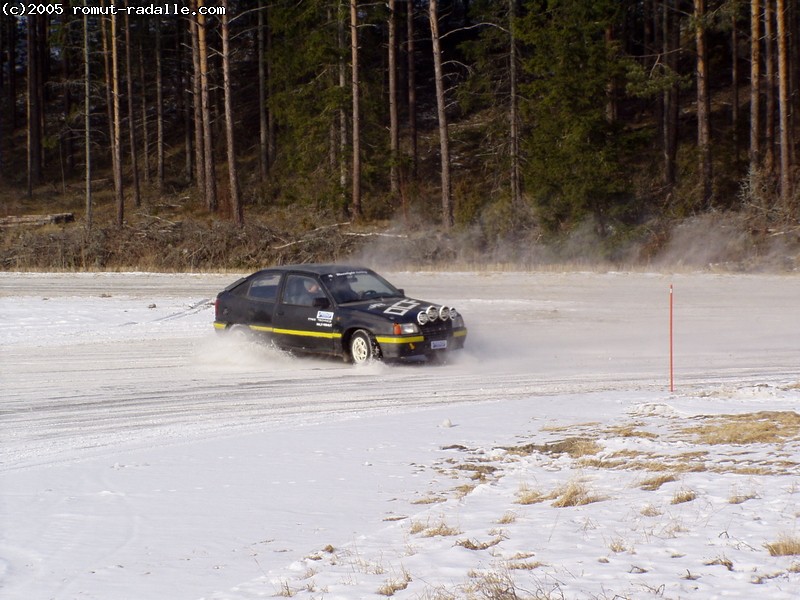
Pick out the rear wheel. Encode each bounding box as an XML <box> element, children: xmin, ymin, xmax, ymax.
<box><xmin>228</xmin><ymin>324</ymin><xmax>252</xmax><ymax>342</ymax></box>
<box><xmin>349</xmin><ymin>330</ymin><xmax>381</xmax><ymax>365</ymax></box>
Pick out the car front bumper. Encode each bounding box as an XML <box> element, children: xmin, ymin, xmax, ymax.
<box><xmin>376</xmin><ymin>327</ymin><xmax>467</xmax><ymax>359</ymax></box>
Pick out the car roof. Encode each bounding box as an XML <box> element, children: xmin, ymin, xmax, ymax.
<box><xmin>253</xmin><ymin>264</ymin><xmax>373</xmax><ymax>277</ymax></box>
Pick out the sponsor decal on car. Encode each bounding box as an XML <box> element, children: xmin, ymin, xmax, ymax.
<box><xmin>383</xmin><ymin>299</ymin><xmax>420</xmax><ymax>316</ymax></box>
<box><xmin>307</xmin><ymin>310</ymin><xmax>335</xmax><ymax>328</ymax></box>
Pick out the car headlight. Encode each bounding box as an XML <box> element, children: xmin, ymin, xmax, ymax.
<box><xmin>417</xmin><ymin>310</ymin><xmax>429</xmax><ymax>325</ymax></box>
<box><xmin>439</xmin><ymin>305</ymin><xmax>450</xmax><ymax>320</ymax></box>
<box><xmin>449</xmin><ymin>307</ymin><xmax>458</xmax><ymax>320</ymax></box>
<box><xmin>426</xmin><ymin>305</ymin><xmax>439</xmax><ymax>322</ymax></box>
<box><xmin>393</xmin><ymin>322</ymin><xmax>420</xmax><ymax>335</ymax></box>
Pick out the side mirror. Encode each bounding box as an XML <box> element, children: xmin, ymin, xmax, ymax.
<box><xmin>397</xmin><ymin>288</ymin><xmax>405</xmax><ymax>296</ymax></box>
<box><xmin>313</xmin><ymin>297</ymin><xmax>331</xmax><ymax>309</ymax></box>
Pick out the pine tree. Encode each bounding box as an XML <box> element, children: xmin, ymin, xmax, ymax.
<box><xmin>517</xmin><ymin>0</ymin><xmax>633</xmax><ymax>233</ymax></box>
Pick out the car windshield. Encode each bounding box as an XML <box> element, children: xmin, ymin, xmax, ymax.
<box><xmin>321</xmin><ymin>270</ymin><xmax>403</xmax><ymax>304</ymax></box>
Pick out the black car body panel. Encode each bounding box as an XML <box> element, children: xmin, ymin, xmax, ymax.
<box><xmin>214</xmin><ymin>265</ymin><xmax>467</xmax><ymax>362</ymax></box>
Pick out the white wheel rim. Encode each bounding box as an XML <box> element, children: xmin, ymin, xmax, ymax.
<box><xmin>351</xmin><ymin>336</ymin><xmax>370</xmax><ymax>363</ymax></box>
<box><xmin>230</xmin><ymin>326</ymin><xmax>249</xmax><ymax>342</ymax></box>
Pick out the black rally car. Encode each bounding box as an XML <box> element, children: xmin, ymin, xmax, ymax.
<box><xmin>213</xmin><ymin>265</ymin><xmax>467</xmax><ymax>364</ymax></box>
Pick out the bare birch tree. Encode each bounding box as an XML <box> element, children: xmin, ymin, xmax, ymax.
<box><xmin>84</xmin><ymin>8</ymin><xmax>92</xmax><ymax>232</ymax></box>
<box><xmin>155</xmin><ymin>22</ymin><xmax>164</xmax><ymax>190</ymax></box>
<box><xmin>197</xmin><ymin>0</ymin><xmax>217</xmax><ymax>212</ymax></box>
<box><xmin>509</xmin><ymin>0</ymin><xmax>521</xmax><ymax>206</ymax></box>
<box><xmin>189</xmin><ymin>0</ymin><xmax>205</xmax><ymax>195</ymax></box>
<box><xmin>388</xmin><ymin>0</ymin><xmax>399</xmax><ymax>199</ymax></box>
<box><xmin>111</xmin><ymin>10</ymin><xmax>124</xmax><ymax>227</ymax></box>
<box><xmin>663</xmin><ymin>0</ymin><xmax>680</xmax><ymax>189</ymax></box>
<box><xmin>221</xmin><ymin>0</ymin><xmax>243</xmax><ymax>226</ymax></box>
<box><xmin>338</xmin><ymin>2</ymin><xmax>347</xmax><ymax>203</ymax></box>
<box><xmin>776</xmin><ymin>0</ymin><xmax>792</xmax><ymax>205</ymax></box>
<box><xmin>695</xmin><ymin>0</ymin><xmax>713</xmax><ymax>205</ymax></box>
<box><xmin>124</xmin><ymin>8</ymin><xmax>141</xmax><ymax>207</ymax></box>
<box><xmin>750</xmin><ymin>0</ymin><xmax>762</xmax><ymax>168</ymax></box>
<box><xmin>407</xmin><ymin>1</ymin><xmax>417</xmax><ymax>179</ymax></box>
<box><xmin>257</xmin><ymin>5</ymin><xmax>269</xmax><ymax>182</ymax></box>
<box><xmin>429</xmin><ymin>0</ymin><xmax>453</xmax><ymax>229</ymax></box>
<box><xmin>138</xmin><ymin>31</ymin><xmax>150</xmax><ymax>184</ymax></box>
<box><xmin>350</xmin><ymin>0</ymin><xmax>362</xmax><ymax>219</ymax></box>
<box><xmin>26</xmin><ymin>15</ymin><xmax>42</xmax><ymax>197</ymax></box>
<box><xmin>764</xmin><ymin>0</ymin><xmax>775</xmax><ymax>170</ymax></box>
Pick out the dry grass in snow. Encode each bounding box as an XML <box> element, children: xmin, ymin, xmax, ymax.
<box><xmin>260</xmin><ymin>400</ymin><xmax>800</xmax><ymax>599</ymax></box>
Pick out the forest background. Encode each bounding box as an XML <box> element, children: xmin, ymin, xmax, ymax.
<box><xmin>1</xmin><ymin>0</ymin><xmax>799</xmax><ymax>271</ymax></box>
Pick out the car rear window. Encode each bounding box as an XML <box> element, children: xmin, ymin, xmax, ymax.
<box><xmin>248</xmin><ymin>273</ymin><xmax>281</xmax><ymax>302</ymax></box>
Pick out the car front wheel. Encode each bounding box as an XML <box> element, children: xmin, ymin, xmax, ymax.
<box><xmin>349</xmin><ymin>329</ymin><xmax>380</xmax><ymax>365</ymax></box>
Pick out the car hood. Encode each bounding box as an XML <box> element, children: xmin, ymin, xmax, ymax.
<box><xmin>338</xmin><ymin>297</ymin><xmax>435</xmax><ymax>321</ymax></box>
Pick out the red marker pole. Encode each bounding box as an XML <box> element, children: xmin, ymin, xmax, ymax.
<box><xmin>669</xmin><ymin>284</ymin><xmax>674</xmax><ymax>392</ymax></box>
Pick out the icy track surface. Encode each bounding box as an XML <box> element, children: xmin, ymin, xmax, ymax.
<box><xmin>1</xmin><ymin>270</ymin><xmax>799</xmax><ymax>599</ymax></box>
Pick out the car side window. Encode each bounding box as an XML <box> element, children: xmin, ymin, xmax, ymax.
<box><xmin>282</xmin><ymin>275</ymin><xmax>324</xmax><ymax>307</ymax></box>
<box><xmin>248</xmin><ymin>273</ymin><xmax>281</xmax><ymax>302</ymax></box>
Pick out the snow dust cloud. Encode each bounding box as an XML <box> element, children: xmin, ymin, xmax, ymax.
<box><xmin>351</xmin><ymin>211</ymin><xmax>800</xmax><ymax>272</ymax></box>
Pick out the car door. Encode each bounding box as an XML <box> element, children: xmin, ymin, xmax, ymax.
<box><xmin>272</xmin><ymin>274</ymin><xmax>337</xmax><ymax>354</ymax></box>
<box><xmin>243</xmin><ymin>271</ymin><xmax>282</xmax><ymax>335</ymax></box>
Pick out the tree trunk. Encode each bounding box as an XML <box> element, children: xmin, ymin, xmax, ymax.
<box><xmin>764</xmin><ymin>0</ymin><xmax>775</xmax><ymax>171</ymax></box>
<box><xmin>509</xmin><ymin>0</ymin><xmax>521</xmax><ymax>206</ymax></box>
<box><xmin>138</xmin><ymin>29</ymin><xmax>150</xmax><ymax>184</ymax></box>
<box><xmin>221</xmin><ymin>0</ymin><xmax>243</xmax><ymax>227</ymax></box>
<box><xmin>258</xmin><ymin>5</ymin><xmax>269</xmax><ymax>182</ymax></box>
<box><xmin>338</xmin><ymin>2</ymin><xmax>348</xmax><ymax>207</ymax></box>
<box><xmin>26</xmin><ymin>16</ymin><xmax>42</xmax><ymax>197</ymax></box>
<box><xmin>111</xmin><ymin>11</ymin><xmax>124</xmax><ymax>227</ymax></box>
<box><xmin>388</xmin><ymin>0</ymin><xmax>399</xmax><ymax>198</ymax></box>
<box><xmin>101</xmin><ymin>4</ymin><xmax>119</xmax><ymax>202</ymax></box>
<box><xmin>350</xmin><ymin>0</ymin><xmax>361</xmax><ymax>219</ymax></box>
<box><xmin>7</xmin><ymin>18</ymin><xmax>17</xmax><ymax>129</ymax></box>
<box><xmin>124</xmin><ymin>8</ymin><xmax>141</xmax><ymax>207</ymax></box>
<box><xmin>695</xmin><ymin>0</ymin><xmax>713</xmax><ymax>205</ymax></box>
<box><xmin>84</xmin><ymin>10</ymin><xmax>92</xmax><ymax>233</ymax></box>
<box><xmin>0</xmin><ymin>17</ymin><xmax>4</xmax><ymax>174</ymax></box>
<box><xmin>663</xmin><ymin>0</ymin><xmax>679</xmax><ymax>189</ymax></box>
<box><xmin>156</xmin><ymin>22</ymin><xmax>165</xmax><ymax>190</ymax></box>
<box><xmin>430</xmin><ymin>0</ymin><xmax>453</xmax><ymax>229</ymax></box>
<box><xmin>750</xmin><ymin>0</ymin><xmax>762</xmax><ymax>168</ymax></box>
<box><xmin>266</xmin><ymin>4</ymin><xmax>276</xmax><ymax>172</ymax></box>
<box><xmin>407</xmin><ymin>1</ymin><xmax>417</xmax><ymax>179</ymax></box>
<box><xmin>731</xmin><ymin>5</ymin><xmax>740</xmax><ymax>162</ymax></box>
<box><xmin>62</xmin><ymin>12</ymin><xmax>74</xmax><ymax>178</ymax></box>
<box><xmin>776</xmin><ymin>0</ymin><xmax>792</xmax><ymax>205</ymax></box>
<box><xmin>190</xmin><ymin>0</ymin><xmax>205</xmax><ymax>195</ymax></box>
<box><xmin>197</xmin><ymin>0</ymin><xmax>217</xmax><ymax>212</ymax></box>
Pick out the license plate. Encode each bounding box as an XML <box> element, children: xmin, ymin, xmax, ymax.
<box><xmin>430</xmin><ymin>340</ymin><xmax>447</xmax><ymax>350</ymax></box>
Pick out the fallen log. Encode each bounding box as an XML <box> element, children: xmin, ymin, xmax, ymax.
<box><xmin>0</xmin><ymin>213</ymin><xmax>75</xmax><ymax>228</ymax></box>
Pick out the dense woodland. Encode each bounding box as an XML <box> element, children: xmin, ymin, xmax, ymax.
<box><xmin>1</xmin><ymin>0</ymin><xmax>799</xmax><ymax>269</ymax></box>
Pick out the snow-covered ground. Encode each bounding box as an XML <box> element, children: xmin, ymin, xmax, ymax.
<box><xmin>1</xmin><ymin>270</ymin><xmax>798</xmax><ymax>600</ymax></box>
